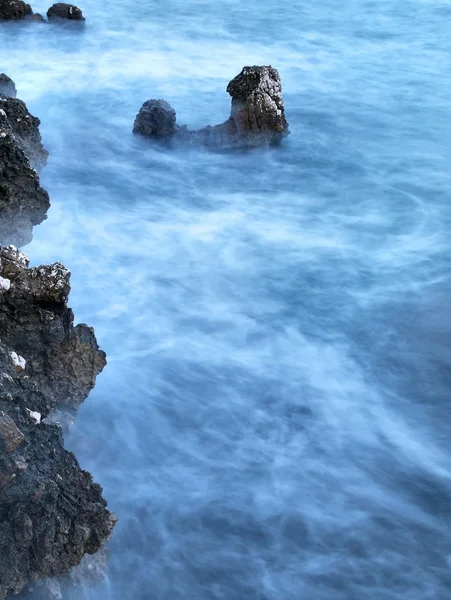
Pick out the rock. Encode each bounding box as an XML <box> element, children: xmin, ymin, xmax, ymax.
<box><xmin>0</xmin><ymin>0</ymin><xmax>32</xmax><ymax>20</ymax></box>
<box><xmin>133</xmin><ymin>65</ymin><xmax>289</xmax><ymax>149</ymax></box>
<box><xmin>0</xmin><ymin>94</ymin><xmax>49</xmax><ymax>170</ymax></box>
<box><xmin>0</xmin><ymin>247</ymin><xmax>107</xmax><ymax>413</ymax></box>
<box><xmin>24</xmin><ymin>12</ymin><xmax>46</xmax><ymax>22</ymax></box>
<box><xmin>8</xmin><ymin>351</ymin><xmax>26</xmax><ymax>373</ymax></box>
<box><xmin>225</xmin><ymin>65</ymin><xmax>289</xmax><ymax>145</ymax></box>
<box><xmin>133</xmin><ymin>99</ymin><xmax>177</xmax><ymax>139</ymax></box>
<box><xmin>0</xmin><ymin>411</ymin><xmax>24</xmax><ymax>452</ymax></box>
<box><xmin>46</xmin><ymin>3</ymin><xmax>85</xmax><ymax>21</ymax></box>
<box><xmin>0</xmin><ymin>75</ymin><xmax>16</xmax><ymax>98</ymax></box>
<box><xmin>0</xmin><ymin>129</ymin><xmax>50</xmax><ymax>247</ymax></box>
<box><xmin>0</xmin><ymin>354</ymin><xmax>115</xmax><ymax>599</ymax></box>
<box><xmin>0</xmin><ymin>89</ymin><xmax>50</xmax><ymax>247</ymax></box>
<box><xmin>0</xmin><ymin>246</ymin><xmax>113</xmax><ymax>600</ymax></box>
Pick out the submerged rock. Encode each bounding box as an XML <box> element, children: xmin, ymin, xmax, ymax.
<box><xmin>0</xmin><ymin>75</ymin><xmax>16</xmax><ymax>98</ymax></box>
<box><xmin>133</xmin><ymin>65</ymin><xmax>290</xmax><ymax>149</ymax></box>
<box><xmin>24</xmin><ymin>12</ymin><xmax>46</xmax><ymax>22</ymax></box>
<box><xmin>0</xmin><ymin>0</ymin><xmax>32</xmax><ymax>20</ymax></box>
<box><xmin>0</xmin><ymin>247</ymin><xmax>114</xmax><ymax>600</ymax></box>
<box><xmin>46</xmin><ymin>3</ymin><xmax>85</xmax><ymax>21</ymax></box>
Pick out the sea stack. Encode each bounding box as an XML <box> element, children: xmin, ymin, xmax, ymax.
<box><xmin>133</xmin><ymin>65</ymin><xmax>290</xmax><ymax>149</ymax></box>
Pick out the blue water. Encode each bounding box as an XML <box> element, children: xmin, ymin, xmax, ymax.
<box><xmin>3</xmin><ymin>1</ymin><xmax>451</xmax><ymax>598</ymax></box>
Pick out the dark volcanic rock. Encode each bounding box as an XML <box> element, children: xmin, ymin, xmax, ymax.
<box><xmin>0</xmin><ymin>129</ymin><xmax>50</xmax><ymax>247</ymax></box>
<box><xmin>0</xmin><ymin>75</ymin><xmax>16</xmax><ymax>98</ymax></box>
<box><xmin>0</xmin><ymin>94</ymin><xmax>49</xmax><ymax>170</ymax></box>
<box><xmin>225</xmin><ymin>65</ymin><xmax>289</xmax><ymax>146</ymax></box>
<box><xmin>133</xmin><ymin>65</ymin><xmax>289</xmax><ymax>149</ymax></box>
<box><xmin>133</xmin><ymin>99</ymin><xmax>177</xmax><ymax>139</ymax></box>
<box><xmin>0</xmin><ymin>89</ymin><xmax>50</xmax><ymax>247</ymax></box>
<box><xmin>0</xmin><ymin>246</ymin><xmax>107</xmax><ymax>413</ymax></box>
<box><xmin>0</xmin><ymin>0</ymin><xmax>32</xmax><ymax>20</ymax></box>
<box><xmin>0</xmin><ymin>247</ymin><xmax>114</xmax><ymax>600</ymax></box>
<box><xmin>46</xmin><ymin>3</ymin><xmax>85</xmax><ymax>21</ymax></box>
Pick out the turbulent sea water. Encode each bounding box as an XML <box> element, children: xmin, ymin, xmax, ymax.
<box><xmin>3</xmin><ymin>0</ymin><xmax>451</xmax><ymax>598</ymax></box>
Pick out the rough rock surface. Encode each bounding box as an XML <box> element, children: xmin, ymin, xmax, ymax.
<box><xmin>0</xmin><ymin>246</ymin><xmax>114</xmax><ymax>600</ymax></box>
<box><xmin>133</xmin><ymin>65</ymin><xmax>289</xmax><ymax>149</ymax></box>
<box><xmin>0</xmin><ymin>246</ymin><xmax>107</xmax><ymax>413</ymax></box>
<box><xmin>46</xmin><ymin>3</ymin><xmax>85</xmax><ymax>21</ymax></box>
<box><xmin>133</xmin><ymin>99</ymin><xmax>177</xmax><ymax>139</ymax></box>
<box><xmin>0</xmin><ymin>82</ymin><xmax>50</xmax><ymax>247</ymax></box>
<box><xmin>0</xmin><ymin>0</ymin><xmax>32</xmax><ymax>20</ymax></box>
<box><xmin>0</xmin><ymin>93</ymin><xmax>49</xmax><ymax>170</ymax></box>
<box><xmin>0</xmin><ymin>128</ymin><xmax>50</xmax><ymax>247</ymax></box>
<box><xmin>0</xmin><ymin>75</ymin><xmax>16</xmax><ymax>98</ymax></box>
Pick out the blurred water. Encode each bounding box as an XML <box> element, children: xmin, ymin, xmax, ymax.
<box><xmin>2</xmin><ymin>0</ymin><xmax>451</xmax><ymax>598</ymax></box>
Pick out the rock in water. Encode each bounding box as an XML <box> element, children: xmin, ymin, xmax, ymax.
<box><xmin>0</xmin><ymin>130</ymin><xmax>50</xmax><ymax>247</ymax></box>
<box><xmin>0</xmin><ymin>246</ymin><xmax>107</xmax><ymax>412</ymax></box>
<box><xmin>0</xmin><ymin>75</ymin><xmax>16</xmax><ymax>98</ymax></box>
<box><xmin>225</xmin><ymin>65</ymin><xmax>289</xmax><ymax>146</ymax></box>
<box><xmin>0</xmin><ymin>89</ymin><xmax>50</xmax><ymax>247</ymax></box>
<box><xmin>133</xmin><ymin>99</ymin><xmax>177</xmax><ymax>139</ymax></box>
<box><xmin>0</xmin><ymin>247</ymin><xmax>114</xmax><ymax>600</ymax></box>
<box><xmin>24</xmin><ymin>12</ymin><xmax>46</xmax><ymax>22</ymax></box>
<box><xmin>46</xmin><ymin>3</ymin><xmax>85</xmax><ymax>21</ymax></box>
<box><xmin>0</xmin><ymin>0</ymin><xmax>32</xmax><ymax>20</ymax></box>
<box><xmin>133</xmin><ymin>65</ymin><xmax>289</xmax><ymax>149</ymax></box>
<box><xmin>0</xmin><ymin>94</ymin><xmax>49</xmax><ymax>170</ymax></box>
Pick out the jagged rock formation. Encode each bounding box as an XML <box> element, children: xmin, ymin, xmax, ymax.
<box><xmin>46</xmin><ymin>3</ymin><xmax>85</xmax><ymax>21</ymax></box>
<box><xmin>0</xmin><ymin>246</ymin><xmax>107</xmax><ymax>412</ymax></box>
<box><xmin>0</xmin><ymin>0</ymin><xmax>32</xmax><ymax>20</ymax></box>
<box><xmin>0</xmin><ymin>75</ymin><xmax>114</xmax><ymax>599</ymax></box>
<box><xmin>0</xmin><ymin>128</ymin><xmax>50</xmax><ymax>247</ymax></box>
<box><xmin>0</xmin><ymin>246</ymin><xmax>114</xmax><ymax>600</ymax></box>
<box><xmin>0</xmin><ymin>80</ymin><xmax>50</xmax><ymax>247</ymax></box>
<box><xmin>0</xmin><ymin>75</ymin><xmax>16</xmax><ymax>98</ymax></box>
<box><xmin>0</xmin><ymin>93</ymin><xmax>49</xmax><ymax>170</ymax></box>
<box><xmin>133</xmin><ymin>65</ymin><xmax>290</xmax><ymax>149</ymax></box>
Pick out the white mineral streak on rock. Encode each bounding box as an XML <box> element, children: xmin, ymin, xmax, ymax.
<box><xmin>9</xmin><ymin>351</ymin><xmax>26</xmax><ymax>373</ymax></box>
<box><xmin>25</xmin><ymin>409</ymin><xmax>41</xmax><ymax>424</ymax></box>
<box><xmin>0</xmin><ymin>276</ymin><xmax>11</xmax><ymax>292</ymax></box>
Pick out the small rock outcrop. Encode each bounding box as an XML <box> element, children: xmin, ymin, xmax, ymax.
<box><xmin>0</xmin><ymin>75</ymin><xmax>16</xmax><ymax>98</ymax></box>
<box><xmin>0</xmin><ymin>80</ymin><xmax>50</xmax><ymax>247</ymax></box>
<box><xmin>133</xmin><ymin>99</ymin><xmax>177</xmax><ymax>139</ymax></box>
<box><xmin>0</xmin><ymin>246</ymin><xmax>107</xmax><ymax>413</ymax></box>
<box><xmin>133</xmin><ymin>65</ymin><xmax>290</xmax><ymax>149</ymax></box>
<box><xmin>46</xmin><ymin>3</ymin><xmax>85</xmax><ymax>21</ymax></box>
<box><xmin>0</xmin><ymin>0</ymin><xmax>32</xmax><ymax>20</ymax></box>
<box><xmin>24</xmin><ymin>12</ymin><xmax>46</xmax><ymax>22</ymax></box>
<box><xmin>0</xmin><ymin>246</ymin><xmax>114</xmax><ymax>600</ymax></box>
<box><xmin>0</xmin><ymin>128</ymin><xmax>50</xmax><ymax>247</ymax></box>
<box><xmin>0</xmin><ymin>93</ymin><xmax>49</xmax><ymax>170</ymax></box>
